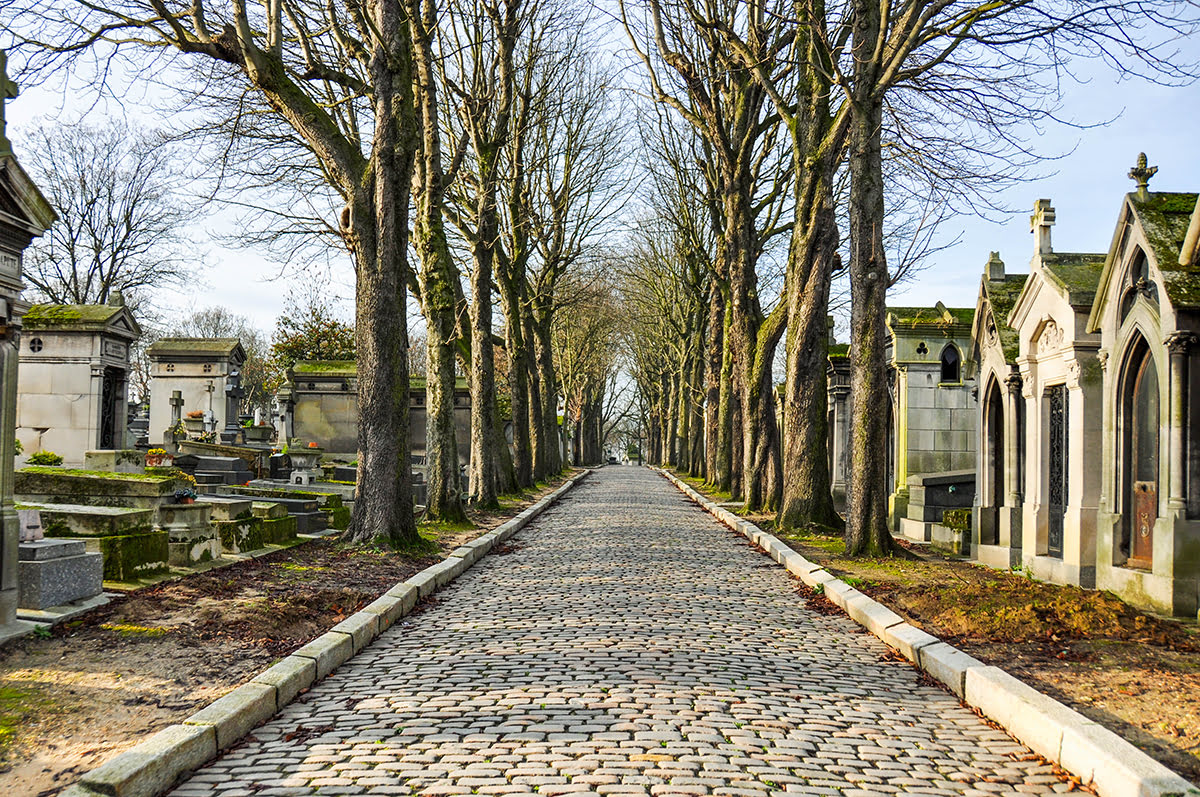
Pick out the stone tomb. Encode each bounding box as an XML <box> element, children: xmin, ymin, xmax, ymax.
<box><xmin>18</xmin><ymin>538</ymin><xmax>103</xmax><ymax>613</ymax></box>
<box><xmin>285</xmin><ymin>360</ymin><xmax>471</xmax><ymax>467</ymax></box>
<box><xmin>885</xmin><ymin>303</ymin><xmax>977</xmax><ymax>530</ymax></box>
<box><xmin>147</xmin><ymin>337</ymin><xmax>246</xmax><ymax>444</ymax></box>
<box><xmin>16</xmin><ymin>298</ymin><xmax>141</xmax><ymax>466</ymax></box>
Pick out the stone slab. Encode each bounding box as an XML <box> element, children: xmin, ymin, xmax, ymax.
<box><xmin>252</xmin><ymin>655</ymin><xmax>316</xmax><ymax>709</ymax></box>
<box><xmin>19</xmin><ymin>538</ymin><xmax>86</xmax><ymax>560</ymax></box>
<box><xmin>918</xmin><ymin>641</ymin><xmax>985</xmax><ymax>699</ymax></box>
<box><xmin>844</xmin><ymin>594</ymin><xmax>905</xmax><ymax>637</ymax></box>
<box><xmin>882</xmin><ymin>622</ymin><xmax>939</xmax><ymax>663</ymax></box>
<box><xmin>290</xmin><ymin>631</ymin><xmax>354</xmax><ymax>679</ymax></box>
<box><xmin>329</xmin><ymin>610</ymin><xmax>379</xmax><ymax>653</ymax></box>
<box><xmin>822</xmin><ymin>579</ymin><xmax>867</xmax><ymax>611</ymax></box>
<box><xmin>18</xmin><ymin>548</ymin><xmax>103</xmax><ymax>609</ymax></box>
<box><xmin>184</xmin><ymin>682</ymin><xmax>277</xmax><ymax>750</ymax></box>
<box><xmin>405</xmin><ymin>568</ymin><xmax>440</xmax><ymax>599</ymax></box>
<box><xmin>362</xmin><ymin>593</ymin><xmax>407</xmax><ymax>630</ymax></box>
<box><xmin>80</xmin><ymin>722</ymin><xmax>216</xmax><ymax>797</ymax></box>
<box><xmin>383</xmin><ymin>583</ymin><xmax>419</xmax><ymax>615</ymax></box>
<box><xmin>193</xmin><ymin>496</ymin><xmax>254</xmax><ymax>522</ymax></box>
<box><xmin>1060</xmin><ymin>720</ymin><xmax>1200</xmax><ymax>796</ymax></box>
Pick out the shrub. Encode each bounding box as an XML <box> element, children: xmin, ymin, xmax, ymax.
<box><xmin>27</xmin><ymin>450</ymin><xmax>63</xmax><ymax>466</ymax></box>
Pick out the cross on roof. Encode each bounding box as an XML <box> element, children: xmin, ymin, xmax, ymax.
<box><xmin>0</xmin><ymin>51</ymin><xmax>18</xmax><ymax>155</ymax></box>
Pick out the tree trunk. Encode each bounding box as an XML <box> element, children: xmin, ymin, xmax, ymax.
<box><xmin>467</xmin><ymin>220</ymin><xmax>498</xmax><ymax>507</ymax></box>
<box><xmin>704</xmin><ymin>277</ymin><xmax>725</xmax><ymax>484</ymax></box>
<box><xmin>525</xmin><ymin>310</ymin><xmax>547</xmax><ymax>480</ymax></box>
<box><xmin>497</xmin><ymin>274</ymin><xmax>532</xmax><ymax>488</ymax></box>
<box><xmin>778</xmin><ymin>178</ymin><xmax>844</xmax><ymax>531</ymax></box>
<box><xmin>347</xmin><ymin>0</ymin><xmax>418</xmax><ymax>547</ymax></box>
<box><xmin>845</xmin><ymin>0</ymin><xmax>896</xmax><ymax>557</ymax></box>
<box><xmin>411</xmin><ymin>0</ymin><xmax>465</xmax><ymax>523</ymax></box>
<box><xmin>715</xmin><ymin>299</ymin><xmax>735</xmax><ymax>492</ymax></box>
<box><xmin>531</xmin><ymin>315</ymin><xmax>561</xmax><ymax>475</ymax></box>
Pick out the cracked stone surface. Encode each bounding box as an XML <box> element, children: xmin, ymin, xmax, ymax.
<box><xmin>170</xmin><ymin>467</ymin><xmax>1082</xmax><ymax>796</ymax></box>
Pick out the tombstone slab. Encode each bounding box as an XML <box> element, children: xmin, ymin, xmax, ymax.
<box><xmin>18</xmin><ymin>539</ymin><xmax>103</xmax><ymax>609</ymax></box>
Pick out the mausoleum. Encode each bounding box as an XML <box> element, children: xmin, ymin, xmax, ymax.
<box><xmin>147</xmin><ymin>337</ymin><xmax>246</xmax><ymax>444</ymax></box>
<box><xmin>16</xmin><ymin>297</ymin><xmax>141</xmax><ymax>465</ymax></box>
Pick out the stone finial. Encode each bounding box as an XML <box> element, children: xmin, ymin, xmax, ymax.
<box><xmin>1128</xmin><ymin>152</ymin><xmax>1158</xmax><ymax>201</ymax></box>
<box><xmin>1030</xmin><ymin>199</ymin><xmax>1055</xmax><ymax>256</ymax></box>
<box><xmin>987</xmin><ymin>251</ymin><xmax>1005</xmax><ymax>281</ymax></box>
<box><xmin>107</xmin><ymin>289</ymin><xmax>125</xmax><ymax>307</ymax></box>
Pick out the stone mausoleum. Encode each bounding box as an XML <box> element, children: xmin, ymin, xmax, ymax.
<box><xmin>16</xmin><ymin>297</ymin><xmax>141</xmax><ymax>465</ymax></box>
<box><xmin>966</xmin><ymin>157</ymin><xmax>1200</xmax><ymax>617</ymax></box>
<box><xmin>285</xmin><ymin>360</ymin><xmax>471</xmax><ymax>468</ymax></box>
<box><xmin>147</xmin><ymin>338</ymin><xmax>246</xmax><ymax>443</ymax></box>
<box><xmin>885</xmin><ymin>303</ymin><xmax>977</xmax><ymax>532</ymax></box>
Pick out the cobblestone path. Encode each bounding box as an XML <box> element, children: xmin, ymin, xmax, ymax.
<box><xmin>172</xmin><ymin>467</ymin><xmax>1082</xmax><ymax>796</ymax></box>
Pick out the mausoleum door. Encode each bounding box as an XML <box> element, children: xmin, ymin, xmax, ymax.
<box><xmin>984</xmin><ymin>380</ymin><xmax>1004</xmax><ymax>546</ymax></box>
<box><xmin>1047</xmin><ymin>384</ymin><xmax>1068</xmax><ymax>558</ymax></box>
<box><xmin>99</xmin><ymin>366</ymin><xmax>123</xmax><ymax>449</ymax></box>
<box><xmin>1129</xmin><ymin>350</ymin><xmax>1159</xmax><ymax>568</ymax></box>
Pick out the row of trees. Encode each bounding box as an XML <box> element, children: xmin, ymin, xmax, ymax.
<box><xmin>5</xmin><ymin>0</ymin><xmax>625</xmax><ymax>547</ymax></box>
<box><xmin>618</xmin><ymin>0</ymin><xmax>1198</xmax><ymax>555</ymax></box>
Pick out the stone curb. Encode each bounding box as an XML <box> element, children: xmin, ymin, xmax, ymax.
<box><xmin>654</xmin><ymin>467</ymin><xmax>1200</xmax><ymax>797</ymax></box>
<box><xmin>62</xmin><ymin>470</ymin><xmax>591</xmax><ymax>797</ymax></box>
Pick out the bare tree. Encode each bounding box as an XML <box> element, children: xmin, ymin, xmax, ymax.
<box><xmin>170</xmin><ymin>306</ymin><xmax>279</xmax><ymax>412</ymax></box>
<box><xmin>20</xmin><ymin>121</ymin><xmax>196</xmax><ymax>309</ymax></box>
<box><xmin>3</xmin><ymin>0</ymin><xmax>421</xmax><ymax>547</ymax></box>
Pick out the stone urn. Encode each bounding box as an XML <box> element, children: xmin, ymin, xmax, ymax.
<box><xmin>288</xmin><ymin>444</ymin><xmax>323</xmax><ymax>486</ymax></box>
<box><xmin>243</xmin><ymin>425</ymin><xmax>274</xmax><ymax>443</ymax></box>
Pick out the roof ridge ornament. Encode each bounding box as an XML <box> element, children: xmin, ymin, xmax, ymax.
<box><xmin>1128</xmin><ymin>152</ymin><xmax>1158</xmax><ymax>201</ymax></box>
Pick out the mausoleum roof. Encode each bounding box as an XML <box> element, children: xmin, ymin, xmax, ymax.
<box><xmin>1129</xmin><ymin>191</ymin><xmax>1200</xmax><ymax>308</ymax></box>
<box><xmin>23</xmin><ymin>303</ymin><xmax>141</xmax><ymax>337</ymax></box>
<box><xmin>886</xmin><ymin>303</ymin><xmax>974</xmax><ymax>330</ymax></box>
<box><xmin>980</xmin><ymin>274</ymin><xmax>1027</xmax><ymax>363</ymax></box>
<box><xmin>1039</xmin><ymin>252</ymin><xmax>1106</xmax><ymax>309</ymax></box>
<box><xmin>147</xmin><ymin>337</ymin><xmax>244</xmax><ymax>359</ymax></box>
<box><xmin>293</xmin><ymin>360</ymin><xmax>357</xmax><ymax>378</ymax></box>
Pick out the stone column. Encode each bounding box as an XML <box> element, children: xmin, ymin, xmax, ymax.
<box><xmin>0</xmin><ymin>326</ymin><xmax>19</xmax><ymax>632</ymax></box>
<box><xmin>1004</xmin><ymin>372</ymin><xmax>1024</xmax><ymax>505</ymax></box>
<box><xmin>1164</xmin><ymin>332</ymin><xmax>1196</xmax><ymax>510</ymax></box>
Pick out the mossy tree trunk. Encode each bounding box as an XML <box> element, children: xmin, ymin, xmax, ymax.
<box><xmin>844</xmin><ymin>0</ymin><xmax>896</xmax><ymax>557</ymax></box>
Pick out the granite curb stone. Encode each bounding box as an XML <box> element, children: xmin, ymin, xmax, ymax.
<box><xmin>61</xmin><ymin>470</ymin><xmax>590</xmax><ymax>797</ymax></box>
<box><xmin>654</xmin><ymin>467</ymin><xmax>1199</xmax><ymax>797</ymax></box>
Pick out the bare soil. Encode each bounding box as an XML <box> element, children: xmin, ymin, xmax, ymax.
<box><xmin>0</xmin><ymin>475</ymin><xmax>573</xmax><ymax>797</ymax></box>
<box><xmin>676</xmin><ymin>474</ymin><xmax>1200</xmax><ymax>783</ymax></box>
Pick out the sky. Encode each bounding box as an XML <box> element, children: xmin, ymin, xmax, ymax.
<box><xmin>5</xmin><ymin>24</ymin><xmax>1200</xmax><ymax>335</ymax></box>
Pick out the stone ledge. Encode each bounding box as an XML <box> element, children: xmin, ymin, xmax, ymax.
<box><xmin>183</xmin><ymin>681</ymin><xmax>276</xmax><ymax>749</ymax></box>
<box><xmin>251</xmin><ymin>656</ymin><xmax>315</xmax><ymax>710</ymax></box>
<box><xmin>329</xmin><ymin>610</ymin><xmax>379</xmax><ymax>653</ymax></box>
<box><xmin>290</xmin><ymin>630</ymin><xmax>354</xmax><ymax>679</ymax></box>
<box><xmin>77</xmin><ymin>723</ymin><xmax>215</xmax><ymax>797</ymax></box>
<box><xmin>653</xmin><ymin>467</ymin><xmax>1199</xmax><ymax>797</ymax></box>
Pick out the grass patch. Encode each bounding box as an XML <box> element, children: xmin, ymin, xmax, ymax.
<box><xmin>99</xmin><ymin>623</ymin><xmax>170</xmax><ymax>638</ymax></box>
<box><xmin>0</xmin><ymin>685</ymin><xmax>55</xmax><ymax>761</ymax></box>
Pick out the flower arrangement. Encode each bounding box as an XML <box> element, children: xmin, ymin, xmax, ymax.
<box><xmin>145</xmin><ymin>448</ymin><xmax>173</xmax><ymax>468</ymax></box>
<box><xmin>27</xmin><ymin>450</ymin><xmax>63</xmax><ymax>466</ymax></box>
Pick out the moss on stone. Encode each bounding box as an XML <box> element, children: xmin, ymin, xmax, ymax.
<box><xmin>322</xmin><ymin>506</ymin><xmax>351</xmax><ymax>530</ymax></box>
<box><xmin>942</xmin><ymin>508</ymin><xmax>972</xmax><ymax>533</ymax></box>
<box><xmin>97</xmin><ymin>531</ymin><xmax>169</xmax><ymax>581</ymax></box>
<box><xmin>983</xmin><ymin>274</ymin><xmax>1028</xmax><ymax>363</ymax></box>
<box><xmin>22</xmin><ymin>304</ymin><xmax>123</xmax><ymax>329</ymax></box>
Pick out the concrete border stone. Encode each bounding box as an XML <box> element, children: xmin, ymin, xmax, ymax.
<box><xmin>251</xmin><ymin>655</ymin><xmax>315</xmax><ymax>709</ymax></box>
<box><xmin>62</xmin><ymin>468</ymin><xmax>591</xmax><ymax>797</ymax></box>
<box><xmin>653</xmin><ymin>466</ymin><xmax>1199</xmax><ymax>797</ymax></box>
<box><xmin>183</xmin><ymin>682</ymin><xmax>277</xmax><ymax>749</ymax></box>
<box><xmin>75</xmin><ymin>723</ymin><xmax>216</xmax><ymax>797</ymax></box>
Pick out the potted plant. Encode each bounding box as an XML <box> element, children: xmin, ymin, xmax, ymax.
<box><xmin>183</xmin><ymin>410</ymin><xmax>206</xmax><ymax>433</ymax></box>
<box><xmin>145</xmin><ymin>447</ymin><xmax>173</xmax><ymax>468</ymax></box>
<box><xmin>173</xmin><ymin>488</ymin><xmax>197</xmax><ymax>505</ymax></box>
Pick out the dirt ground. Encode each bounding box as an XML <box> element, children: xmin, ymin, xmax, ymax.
<box><xmin>0</xmin><ymin>475</ymin><xmax>573</xmax><ymax>797</ymax></box>
<box><xmin>717</xmin><ymin>499</ymin><xmax>1200</xmax><ymax>782</ymax></box>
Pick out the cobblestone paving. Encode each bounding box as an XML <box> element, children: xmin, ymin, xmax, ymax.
<box><xmin>172</xmin><ymin>467</ymin><xmax>1082</xmax><ymax>796</ymax></box>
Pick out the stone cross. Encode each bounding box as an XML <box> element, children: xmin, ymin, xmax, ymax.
<box><xmin>222</xmin><ymin>369</ymin><xmax>245</xmax><ymax>443</ymax></box>
<box><xmin>0</xmin><ymin>52</ymin><xmax>17</xmax><ymax>156</ymax></box>
<box><xmin>1030</xmin><ymin>199</ymin><xmax>1055</xmax><ymax>256</ymax></box>
<box><xmin>1128</xmin><ymin>152</ymin><xmax>1158</xmax><ymax>201</ymax></box>
<box><xmin>168</xmin><ymin>390</ymin><xmax>184</xmax><ymax>425</ymax></box>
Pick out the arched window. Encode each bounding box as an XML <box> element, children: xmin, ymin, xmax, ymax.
<box><xmin>1120</xmin><ymin>335</ymin><xmax>1159</xmax><ymax>567</ymax></box>
<box><xmin>940</xmin><ymin>345</ymin><xmax>961</xmax><ymax>383</ymax></box>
